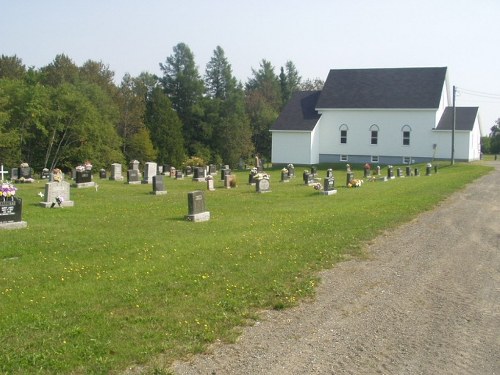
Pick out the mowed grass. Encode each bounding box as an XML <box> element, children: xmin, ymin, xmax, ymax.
<box><xmin>0</xmin><ymin>162</ymin><xmax>492</xmax><ymax>374</ymax></box>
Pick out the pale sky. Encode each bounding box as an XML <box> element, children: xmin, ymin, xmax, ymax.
<box><xmin>1</xmin><ymin>0</ymin><xmax>499</xmax><ymax>134</ymax></box>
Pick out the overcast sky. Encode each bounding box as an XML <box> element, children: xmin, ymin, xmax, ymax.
<box><xmin>1</xmin><ymin>0</ymin><xmax>499</xmax><ymax>134</ymax></box>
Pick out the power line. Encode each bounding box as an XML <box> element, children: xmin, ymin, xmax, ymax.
<box><xmin>456</xmin><ymin>87</ymin><xmax>500</xmax><ymax>99</ymax></box>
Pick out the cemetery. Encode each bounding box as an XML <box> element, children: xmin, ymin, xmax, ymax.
<box><xmin>0</xmin><ymin>161</ymin><xmax>493</xmax><ymax>374</ymax></box>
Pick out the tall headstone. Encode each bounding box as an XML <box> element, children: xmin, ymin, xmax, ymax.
<box><xmin>387</xmin><ymin>166</ymin><xmax>395</xmax><ymax>180</ymax></box>
<box><xmin>130</xmin><ymin>160</ymin><xmax>140</xmax><ymax>171</ymax></box>
<box><xmin>109</xmin><ymin>163</ymin><xmax>124</xmax><ymax>181</ymax></box>
<box><xmin>39</xmin><ymin>180</ymin><xmax>74</xmax><ymax>208</ymax></box>
<box><xmin>151</xmin><ymin>175</ymin><xmax>167</xmax><ymax>195</ymax></box>
<box><xmin>287</xmin><ymin>164</ymin><xmax>295</xmax><ymax>178</ymax></box>
<box><xmin>346</xmin><ymin>172</ymin><xmax>354</xmax><ymax>187</ymax></box>
<box><xmin>142</xmin><ymin>162</ymin><xmax>157</xmax><ymax>184</ymax></box>
<box><xmin>405</xmin><ymin>166</ymin><xmax>412</xmax><ymax>177</ymax></box>
<box><xmin>99</xmin><ymin>169</ymin><xmax>107</xmax><ymax>179</ymax></box>
<box><xmin>185</xmin><ymin>191</ymin><xmax>210</xmax><ymax>222</ymax></box>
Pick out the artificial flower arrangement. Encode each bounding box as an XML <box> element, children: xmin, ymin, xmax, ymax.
<box><xmin>281</xmin><ymin>167</ymin><xmax>288</xmax><ymax>174</ymax></box>
<box><xmin>1</xmin><ymin>181</ymin><xmax>17</xmax><ymax>200</ymax></box>
<box><xmin>52</xmin><ymin>168</ymin><xmax>63</xmax><ymax>182</ymax></box>
<box><xmin>75</xmin><ymin>165</ymin><xmax>85</xmax><ymax>172</ymax></box>
<box><xmin>347</xmin><ymin>179</ymin><xmax>364</xmax><ymax>188</ymax></box>
<box><xmin>253</xmin><ymin>173</ymin><xmax>270</xmax><ymax>180</ymax></box>
<box><xmin>313</xmin><ymin>182</ymin><xmax>322</xmax><ymax>191</ymax></box>
<box><xmin>51</xmin><ymin>195</ymin><xmax>64</xmax><ymax>208</ymax></box>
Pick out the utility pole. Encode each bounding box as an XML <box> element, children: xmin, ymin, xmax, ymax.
<box><xmin>451</xmin><ymin>85</ymin><xmax>456</xmax><ymax>165</ymax></box>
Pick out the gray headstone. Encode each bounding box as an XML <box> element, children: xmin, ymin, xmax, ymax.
<box><xmin>130</xmin><ymin>160</ymin><xmax>140</xmax><ymax>170</ymax></box>
<box><xmin>11</xmin><ymin>168</ymin><xmax>19</xmax><ymax>180</ymax></box>
<box><xmin>39</xmin><ymin>181</ymin><xmax>74</xmax><ymax>208</ymax></box>
<box><xmin>256</xmin><ymin>178</ymin><xmax>271</xmax><ymax>193</ymax></box>
<box><xmin>110</xmin><ymin>163</ymin><xmax>124</xmax><ymax>181</ymax></box>
<box><xmin>186</xmin><ymin>191</ymin><xmax>210</xmax><ymax>222</ymax></box>
<box><xmin>152</xmin><ymin>175</ymin><xmax>167</xmax><ymax>195</ymax></box>
<box><xmin>322</xmin><ymin>177</ymin><xmax>337</xmax><ymax>195</ymax></box>
<box><xmin>127</xmin><ymin>169</ymin><xmax>140</xmax><ymax>184</ymax></box>
<box><xmin>142</xmin><ymin>162</ymin><xmax>157</xmax><ymax>184</ymax></box>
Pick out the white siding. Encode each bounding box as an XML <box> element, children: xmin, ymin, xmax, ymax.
<box><xmin>271</xmin><ymin>131</ymin><xmax>314</xmax><ymax>164</ymax></box>
<box><xmin>317</xmin><ymin>109</ymin><xmax>437</xmax><ymax>158</ymax></box>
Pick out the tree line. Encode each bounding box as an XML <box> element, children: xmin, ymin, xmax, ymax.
<box><xmin>0</xmin><ymin>43</ymin><xmax>324</xmax><ymax>172</ymax></box>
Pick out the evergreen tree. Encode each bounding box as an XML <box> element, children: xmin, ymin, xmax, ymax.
<box><xmin>279</xmin><ymin>61</ymin><xmax>301</xmax><ymax>106</ymax></box>
<box><xmin>145</xmin><ymin>86</ymin><xmax>185</xmax><ymax>166</ymax></box>
<box><xmin>204</xmin><ymin>46</ymin><xmax>253</xmax><ymax>166</ymax></box>
<box><xmin>0</xmin><ymin>55</ymin><xmax>26</xmax><ymax>80</ymax></box>
<box><xmin>159</xmin><ymin>43</ymin><xmax>206</xmax><ymax>155</ymax></box>
<box><xmin>245</xmin><ymin>59</ymin><xmax>281</xmax><ymax>158</ymax></box>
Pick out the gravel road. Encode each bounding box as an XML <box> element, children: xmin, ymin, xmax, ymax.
<box><xmin>171</xmin><ymin>162</ymin><xmax>500</xmax><ymax>375</ymax></box>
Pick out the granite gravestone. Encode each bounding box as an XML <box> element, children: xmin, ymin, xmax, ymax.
<box><xmin>40</xmin><ymin>180</ymin><xmax>74</xmax><ymax>208</ymax></box>
<box><xmin>127</xmin><ymin>169</ymin><xmax>141</xmax><ymax>184</ymax></box>
<box><xmin>256</xmin><ymin>177</ymin><xmax>271</xmax><ymax>193</ymax></box>
<box><xmin>109</xmin><ymin>163</ymin><xmax>124</xmax><ymax>181</ymax></box>
<box><xmin>185</xmin><ymin>191</ymin><xmax>210</xmax><ymax>222</ymax></box>
<box><xmin>0</xmin><ymin>185</ymin><xmax>27</xmax><ymax>229</ymax></box>
<box><xmin>193</xmin><ymin>167</ymin><xmax>206</xmax><ymax>182</ymax></box>
<box><xmin>74</xmin><ymin>169</ymin><xmax>95</xmax><ymax>188</ymax></box>
<box><xmin>280</xmin><ymin>169</ymin><xmax>290</xmax><ymax>183</ymax></box>
<box><xmin>151</xmin><ymin>175</ymin><xmax>167</xmax><ymax>195</ymax></box>
<box><xmin>321</xmin><ymin>177</ymin><xmax>337</xmax><ymax>195</ymax></box>
<box><xmin>142</xmin><ymin>162</ymin><xmax>157</xmax><ymax>184</ymax></box>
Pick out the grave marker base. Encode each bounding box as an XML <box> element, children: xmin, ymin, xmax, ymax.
<box><xmin>321</xmin><ymin>189</ymin><xmax>338</xmax><ymax>195</ymax></box>
<box><xmin>39</xmin><ymin>200</ymin><xmax>74</xmax><ymax>208</ymax></box>
<box><xmin>0</xmin><ymin>221</ymin><xmax>27</xmax><ymax>230</ymax></box>
<box><xmin>185</xmin><ymin>211</ymin><xmax>210</xmax><ymax>222</ymax></box>
<box><xmin>72</xmin><ymin>182</ymin><xmax>96</xmax><ymax>188</ymax></box>
<box><xmin>151</xmin><ymin>191</ymin><xmax>168</xmax><ymax>195</ymax></box>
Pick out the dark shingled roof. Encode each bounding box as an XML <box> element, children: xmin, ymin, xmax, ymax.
<box><xmin>316</xmin><ymin>67</ymin><xmax>447</xmax><ymax>109</ymax></box>
<box><xmin>435</xmin><ymin>107</ymin><xmax>478</xmax><ymax>131</ymax></box>
<box><xmin>270</xmin><ymin>91</ymin><xmax>321</xmax><ymax>131</ymax></box>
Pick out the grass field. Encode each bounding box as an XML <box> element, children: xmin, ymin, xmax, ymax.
<box><xmin>0</xmin><ymin>162</ymin><xmax>493</xmax><ymax>374</ymax></box>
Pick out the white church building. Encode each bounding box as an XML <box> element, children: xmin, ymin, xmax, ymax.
<box><xmin>270</xmin><ymin>67</ymin><xmax>482</xmax><ymax>165</ymax></box>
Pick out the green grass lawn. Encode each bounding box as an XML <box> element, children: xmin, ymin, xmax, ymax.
<box><xmin>0</xmin><ymin>162</ymin><xmax>493</xmax><ymax>374</ymax></box>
